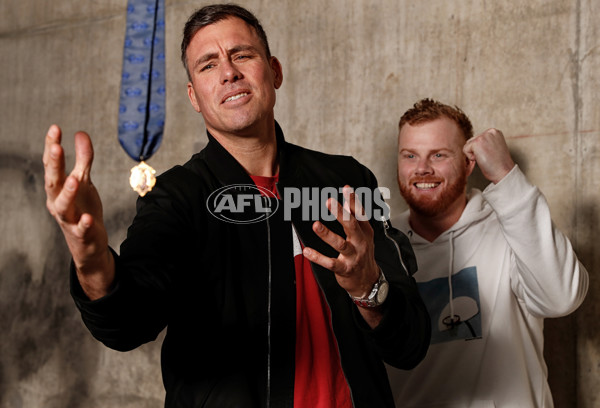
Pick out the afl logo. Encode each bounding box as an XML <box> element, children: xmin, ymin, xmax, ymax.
<box><xmin>206</xmin><ymin>184</ymin><xmax>279</xmax><ymax>224</ymax></box>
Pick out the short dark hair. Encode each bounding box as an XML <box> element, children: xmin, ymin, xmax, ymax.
<box><xmin>180</xmin><ymin>3</ymin><xmax>272</xmax><ymax>80</ymax></box>
<box><xmin>399</xmin><ymin>98</ymin><xmax>474</xmax><ymax>141</ymax></box>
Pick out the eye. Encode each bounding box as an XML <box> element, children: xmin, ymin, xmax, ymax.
<box><xmin>200</xmin><ymin>63</ymin><xmax>215</xmax><ymax>72</ymax></box>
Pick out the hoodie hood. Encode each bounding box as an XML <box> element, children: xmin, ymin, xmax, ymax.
<box><xmin>392</xmin><ymin>188</ymin><xmax>493</xmax><ymax>246</ymax></box>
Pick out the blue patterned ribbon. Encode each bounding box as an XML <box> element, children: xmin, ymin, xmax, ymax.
<box><xmin>118</xmin><ymin>0</ymin><xmax>165</xmax><ymax>162</ymax></box>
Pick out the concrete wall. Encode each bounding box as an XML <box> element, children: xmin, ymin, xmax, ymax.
<box><xmin>1</xmin><ymin>0</ymin><xmax>597</xmax><ymax>406</ymax></box>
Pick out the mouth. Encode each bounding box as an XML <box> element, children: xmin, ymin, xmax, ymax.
<box><xmin>223</xmin><ymin>92</ymin><xmax>249</xmax><ymax>103</ymax></box>
<box><xmin>414</xmin><ymin>182</ymin><xmax>441</xmax><ymax>190</ymax></box>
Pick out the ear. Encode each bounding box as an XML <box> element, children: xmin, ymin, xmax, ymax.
<box><xmin>270</xmin><ymin>56</ymin><xmax>283</xmax><ymax>89</ymax></box>
<box><xmin>187</xmin><ymin>82</ymin><xmax>201</xmax><ymax>113</ymax></box>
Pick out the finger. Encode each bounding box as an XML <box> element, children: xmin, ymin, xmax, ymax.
<box><xmin>327</xmin><ymin>196</ymin><xmax>358</xmax><ymax>233</ymax></box>
<box><xmin>327</xmin><ymin>195</ymin><xmax>374</xmax><ymax>250</ymax></box>
<box><xmin>71</xmin><ymin>131</ymin><xmax>94</xmax><ymax>181</ymax></box>
<box><xmin>44</xmin><ymin>125</ymin><xmax>67</xmax><ymax>201</ymax></box>
<box><xmin>43</xmin><ymin>124</ymin><xmax>62</xmax><ymax>166</ymax></box>
<box><xmin>342</xmin><ymin>185</ymin><xmax>365</xmax><ymax>221</ymax></box>
<box><xmin>342</xmin><ymin>185</ymin><xmax>369</xmax><ymax>222</ymax></box>
<box><xmin>302</xmin><ymin>246</ymin><xmax>339</xmax><ymax>272</ymax></box>
<box><xmin>462</xmin><ymin>139</ymin><xmax>476</xmax><ymax>161</ymax></box>
<box><xmin>312</xmin><ymin>220</ymin><xmax>353</xmax><ymax>256</ymax></box>
<box><xmin>341</xmin><ymin>185</ymin><xmax>353</xmax><ymax>214</ymax></box>
<box><xmin>53</xmin><ymin>175</ymin><xmax>80</xmax><ymax>224</ymax></box>
<box><xmin>487</xmin><ymin>128</ymin><xmax>502</xmax><ymax>137</ymax></box>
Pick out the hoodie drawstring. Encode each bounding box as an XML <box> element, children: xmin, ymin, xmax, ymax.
<box><xmin>446</xmin><ymin>231</ymin><xmax>458</xmax><ymax>326</ymax></box>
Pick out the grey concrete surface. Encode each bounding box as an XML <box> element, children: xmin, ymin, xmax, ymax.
<box><xmin>1</xmin><ymin>0</ymin><xmax>598</xmax><ymax>406</ymax></box>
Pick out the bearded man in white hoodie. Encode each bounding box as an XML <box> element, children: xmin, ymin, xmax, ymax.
<box><xmin>386</xmin><ymin>98</ymin><xmax>588</xmax><ymax>408</ymax></box>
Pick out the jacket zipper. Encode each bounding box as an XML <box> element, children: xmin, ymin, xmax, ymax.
<box><xmin>266</xmin><ymin>215</ymin><xmax>273</xmax><ymax>408</ymax></box>
<box><xmin>381</xmin><ymin>217</ymin><xmax>409</xmax><ymax>276</ymax></box>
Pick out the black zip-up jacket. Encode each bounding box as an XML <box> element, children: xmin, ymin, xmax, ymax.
<box><xmin>71</xmin><ymin>122</ymin><xmax>430</xmax><ymax>408</ymax></box>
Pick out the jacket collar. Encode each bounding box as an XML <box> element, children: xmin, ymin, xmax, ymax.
<box><xmin>203</xmin><ymin>120</ymin><xmax>289</xmax><ymax>186</ymax></box>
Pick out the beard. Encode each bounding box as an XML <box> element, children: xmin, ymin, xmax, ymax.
<box><xmin>398</xmin><ymin>171</ymin><xmax>468</xmax><ymax>217</ymax></box>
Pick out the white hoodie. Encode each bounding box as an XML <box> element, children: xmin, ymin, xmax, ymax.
<box><xmin>387</xmin><ymin>166</ymin><xmax>588</xmax><ymax>408</ymax></box>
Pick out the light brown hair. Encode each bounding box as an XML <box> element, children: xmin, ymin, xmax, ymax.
<box><xmin>399</xmin><ymin>98</ymin><xmax>473</xmax><ymax>141</ymax></box>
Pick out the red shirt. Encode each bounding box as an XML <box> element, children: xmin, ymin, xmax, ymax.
<box><xmin>251</xmin><ymin>175</ymin><xmax>351</xmax><ymax>408</ymax></box>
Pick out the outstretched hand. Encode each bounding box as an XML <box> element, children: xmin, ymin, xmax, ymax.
<box><xmin>302</xmin><ymin>186</ymin><xmax>383</xmax><ymax>326</ymax></box>
<box><xmin>43</xmin><ymin>125</ymin><xmax>114</xmax><ymax>299</ymax></box>
<box><xmin>463</xmin><ymin>128</ymin><xmax>515</xmax><ymax>184</ymax></box>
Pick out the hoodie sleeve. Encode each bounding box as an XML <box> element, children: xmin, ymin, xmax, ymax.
<box><xmin>482</xmin><ymin>165</ymin><xmax>588</xmax><ymax>317</ymax></box>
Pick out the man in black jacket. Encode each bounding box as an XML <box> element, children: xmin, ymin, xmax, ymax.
<box><xmin>43</xmin><ymin>4</ymin><xmax>430</xmax><ymax>407</ymax></box>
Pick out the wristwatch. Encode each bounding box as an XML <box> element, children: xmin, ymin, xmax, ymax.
<box><xmin>349</xmin><ymin>269</ymin><xmax>389</xmax><ymax>308</ymax></box>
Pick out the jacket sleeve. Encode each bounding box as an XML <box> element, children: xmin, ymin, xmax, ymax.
<box><xmin>352</xmin><ymin>161</ymin><xmax>431</xmax><ymax>369</ymax></box>
<box><xmin>70</xmin><ymin>166</ymin><xmax>201</xmax><ymax>351</ymax></box>
<box><xmin>482</xmin><ymin>165</ymin><xmax>588</xmax><ymax>317</ymax></box>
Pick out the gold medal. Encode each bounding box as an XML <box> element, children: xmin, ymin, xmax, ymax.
<box><xmin>129</xmin><ymin>161</ymin><xmax>156</xmax><ymax>197</ymax></box>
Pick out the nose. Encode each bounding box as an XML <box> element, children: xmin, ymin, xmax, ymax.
<box><xmin>415</xmin><ymin>157</ymin><xmax>433</xmax><ymax>175</ymax></box>
<box><xmin>220</xmin><ymin>59</ymin><xmax>242</xmax><ymax>84</ymax></box>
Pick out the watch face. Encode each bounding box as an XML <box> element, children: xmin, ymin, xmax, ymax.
<box><xmin>377</xmin><ymin>281</ymin><xmax>389</xmax><ymax>304</ymax></box>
